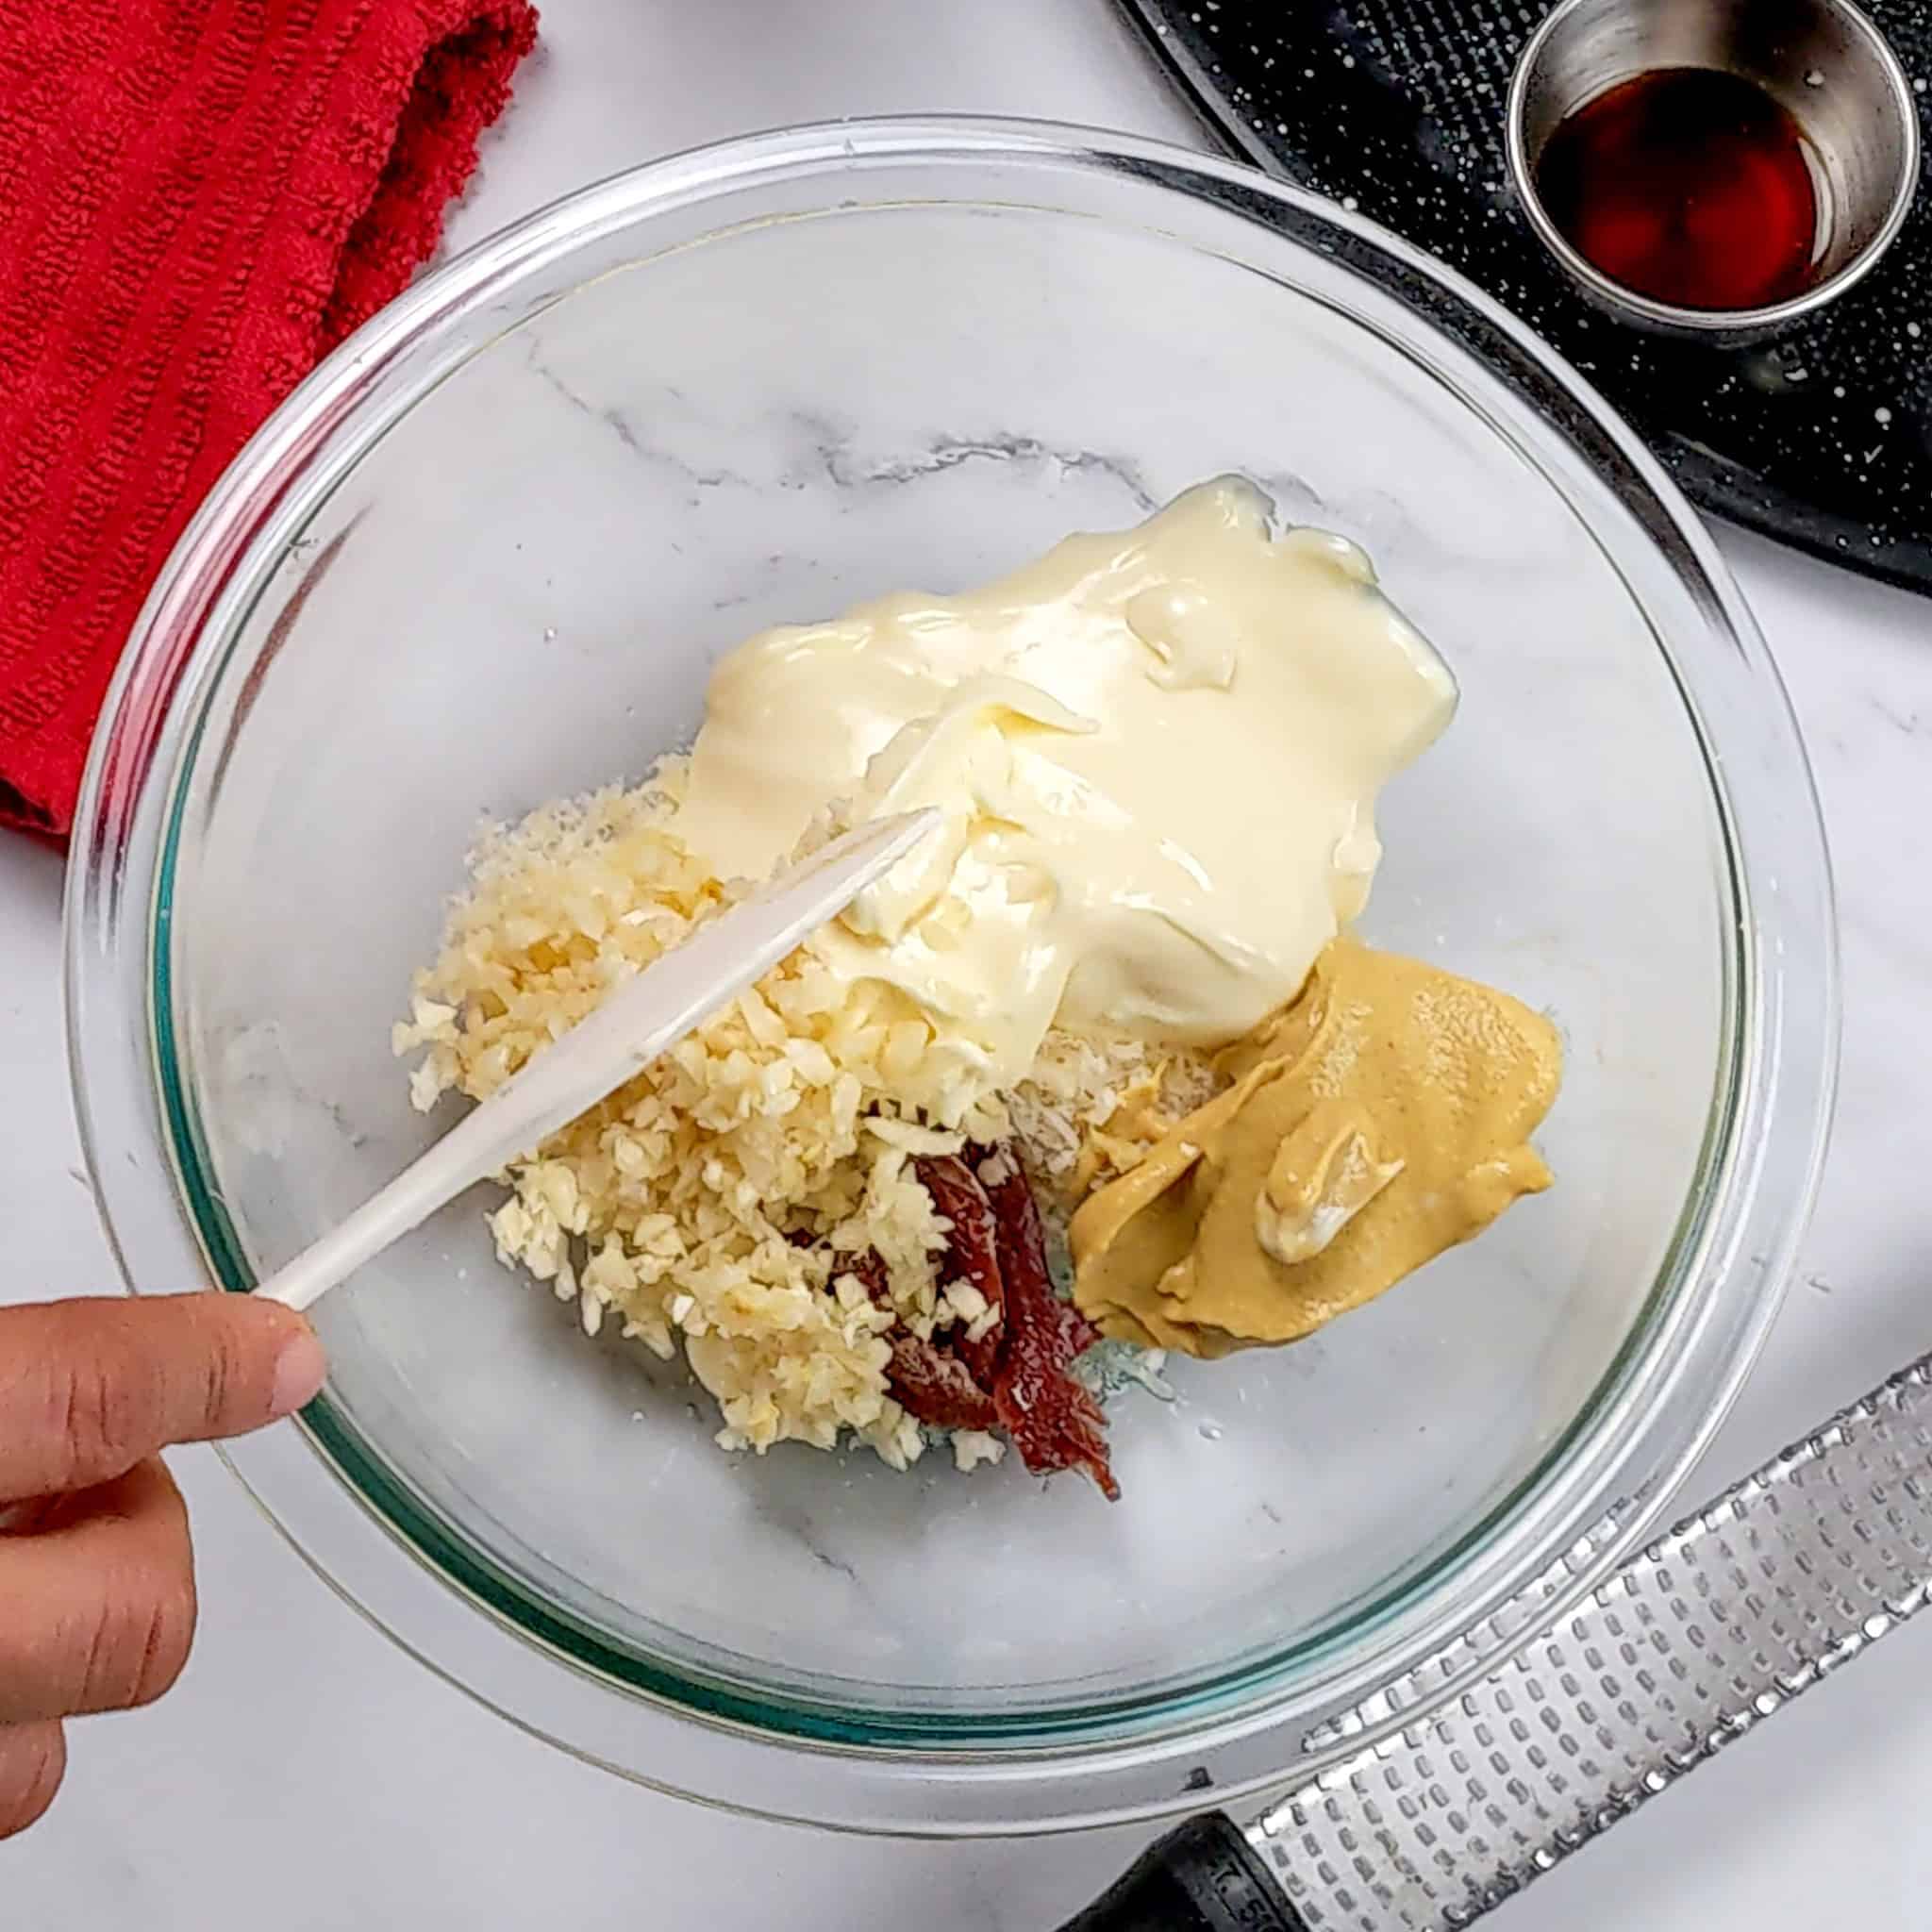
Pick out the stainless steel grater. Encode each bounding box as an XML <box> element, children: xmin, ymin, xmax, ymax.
<box><xmin>1062</xmin><ymin>1350</ymin><xmax>1932</xmax><ymax>1928</ymax></box>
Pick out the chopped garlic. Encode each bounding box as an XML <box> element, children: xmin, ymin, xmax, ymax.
<box><xmin>398</xmin><ymin>778</ymin><xmax>1217</xmax><ymax>1470</ymax></box>
<box><xmin>952</xmin><ymin>1430</ymin><xmax>1006</xmax><ymax>1473</ymax></box>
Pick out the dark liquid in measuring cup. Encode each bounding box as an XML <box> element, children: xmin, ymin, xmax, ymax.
<box><xmin>1535</xmin><ymin>68</ymin><xmax>1820</xmax><ymax>311</ymax></box>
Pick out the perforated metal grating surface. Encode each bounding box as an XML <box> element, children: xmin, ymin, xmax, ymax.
<box><xmin>1241</xmin><ymin>1356</ymin><xmax>1932</xmax><ymax>1926</ymax></box>
<box><xmin>1125</xmin><ymin>0</ymin><xmax>1932</xmax><ymax>595</ymax></box>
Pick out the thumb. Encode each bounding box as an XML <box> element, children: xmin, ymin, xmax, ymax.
<box><xmin>0</xmin><ymin>1292</ymin><xmax>325</xmax><ymax>1503</ymax></box>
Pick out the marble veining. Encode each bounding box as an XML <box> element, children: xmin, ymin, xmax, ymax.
<box><xmin>525</xmin><ymin>341</ymin><xmax>753</xmax><ymax>496</ymax></box>
<box><xmin>801</xmin><ymin>417</ymin><xmax>1163</xmax><ymax>510</ymax></box>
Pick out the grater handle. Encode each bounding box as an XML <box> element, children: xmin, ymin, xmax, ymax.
<box><xmin>1055</xmin><ymin>1811</ymin><xmax>1310</xmax><ymax>1931</ymax></box>
<box><xmin>1065</xmin><ymin>1350</ymin><xmax>1932</xmax><ymax>1929</ymax></box>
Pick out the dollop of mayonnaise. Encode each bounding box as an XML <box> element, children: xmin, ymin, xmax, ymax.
<box><xmin>674</xmin><ymin>478</ymin><xmax>1457</xmax><ymax>1115</ymax></box>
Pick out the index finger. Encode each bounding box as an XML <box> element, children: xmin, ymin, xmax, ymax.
<box><xmin>0</xmin><ymin>1294</ymin><xmax>325</xmax><ymax>1502</ymax></box>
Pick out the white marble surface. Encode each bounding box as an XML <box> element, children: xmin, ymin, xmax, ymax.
<box><xmin>7</xmin><ymin>1</ymin><xmax>1932</xmax><ymax>1925</ymax></box>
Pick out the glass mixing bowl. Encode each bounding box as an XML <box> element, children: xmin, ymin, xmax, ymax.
<box><xmin>65</xmin><ymin>120</ymin><xmax>1836</xmax><ymax>1834</ymax></box>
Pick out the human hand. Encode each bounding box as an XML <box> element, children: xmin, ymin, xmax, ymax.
<box><xmin>0</xmin><ymin>1293</ymin><xmax>325</xmax><ymax>1839</ymax></box>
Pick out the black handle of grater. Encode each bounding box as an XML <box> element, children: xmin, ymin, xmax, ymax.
<box><xmin>1054</xmin><ymin>1811</ymin><xmax>1309</xmax><ymax>1932</ymax></box>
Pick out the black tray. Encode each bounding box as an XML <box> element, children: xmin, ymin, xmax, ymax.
<box><xmin>1124</xmin><ymin>0</ymin><xmax>1932</xmax><ymax>595</ymax></box>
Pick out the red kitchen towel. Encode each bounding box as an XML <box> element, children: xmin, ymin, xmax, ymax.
<box><xmin>0</xmin><ymin>0</ymin><xmax>540</xmax><ymax>837</ymax></box>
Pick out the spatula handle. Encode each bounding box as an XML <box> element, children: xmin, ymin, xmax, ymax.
<box><xmin>256</xmin><ymin>809</ymin><xmax>939</xmax><ymax>1312</ymax></box>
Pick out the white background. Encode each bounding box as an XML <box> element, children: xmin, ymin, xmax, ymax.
<box><xmin>7</xmin><ymin>2</ymin><xmax>1932</xmax><ymax>1925</ymax></box>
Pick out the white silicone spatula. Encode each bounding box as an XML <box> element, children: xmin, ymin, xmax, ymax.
<box><xmin>256</xmin><ymin>808</ymin><xmax>941</xmax><ymax>1314</ymax></box>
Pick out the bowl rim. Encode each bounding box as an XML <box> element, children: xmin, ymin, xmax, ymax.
<box><xmin>63</xmin><ymin>114</ymin><xmax>1840</xmax><ymax>1835</ymax></box>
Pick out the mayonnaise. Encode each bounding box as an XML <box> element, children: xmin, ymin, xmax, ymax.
<box><xmin>674</xmin><ymin>477</ymin><xmax>1457</xmax><ymax>1119</ymax></box>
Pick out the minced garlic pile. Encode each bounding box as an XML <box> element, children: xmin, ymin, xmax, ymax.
<box><xmin>396</xmin><ymin>777</ymin><xmax>1203</xmax><ymax>1471</ymax></box>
